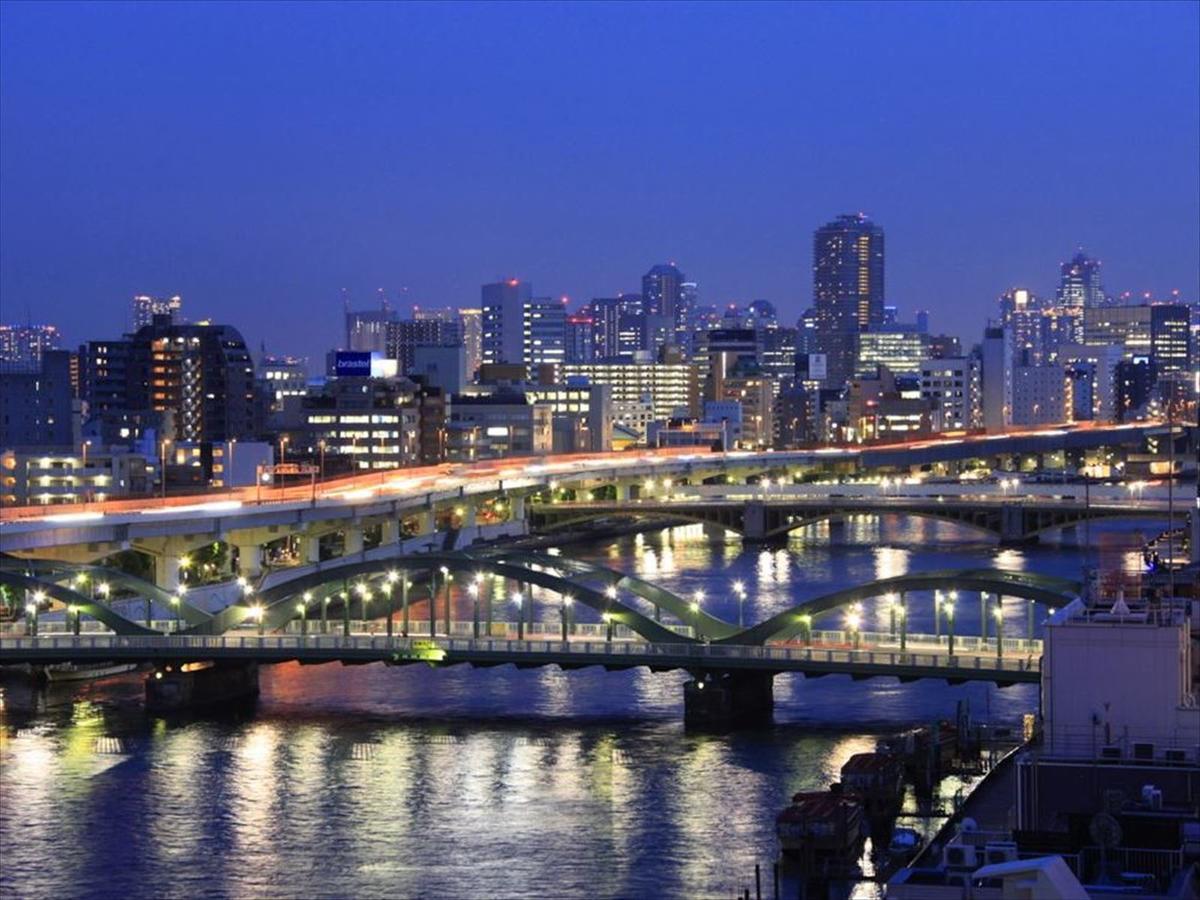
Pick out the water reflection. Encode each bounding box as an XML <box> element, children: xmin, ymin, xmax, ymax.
<box><xmin>1</xmin><ymin>518</ymin><xmax>1149</xmax><ymax>899</ymax></box>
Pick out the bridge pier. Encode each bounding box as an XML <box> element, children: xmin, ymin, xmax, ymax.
<box><xmin>146</xmin><ymin>661</ymin><xmax>259</xmax><ymax>714</ymax></box>
<box><xmin>234</xmin><ymin>541</ymin><xmax>263</xmax><ymax>578</ymax></box>
<box><xmin>343</xmin><ymin>525</ymin><xmax>365</xmax><ymax>558</ymax></box>
<box><xmin>683</xmin><ymin>671</ymin><xmax>774</xmax><ymax>729</ymax></box>
<box><xmin>999</xmin><ymin>506</ymin><xmax>1038</xmax><ymax>546</ymax></box>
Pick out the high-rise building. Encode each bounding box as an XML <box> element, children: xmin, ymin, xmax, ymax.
<box><xmin>919</xmin><ymin>357</ymin><xmax>981</xmax><ymax>432</ymax></box>
<box><xmin>345</xmin><ymin>306</ymin><xmax>395</xmax><ymax>354</ymax></box>
<box><xmin>82</xmin><ymin>320</ymin><xmax>261</xmax><ymax>443</ymax></box>
<box><xmin>1082</xmin><ymin>305</ymin><xmax>1151</xmax><ymax>356</ymax></box>
<box><xmin>1056</xmin><ymin>251</ymin><xmax>1108</xmax><ymax>309</ymax></box>
<box><xmin>481</xmin><ymin>279</ymin><xmax>532</xmax><ymax>366</ymax></box>
<box><xmin>1011</xmin><ymin>365</ymin><xmax>1066</xmax><ymax>426</ymax></box>
<box><xmin>522</xmin><ymin>296</ymin><xmax>567</xmax><ymax>376</ymax></box>
<box><xmin>813</xmin><ymin>213</ymin><xmax>885</xmax><ymax>387</ymax></box>
<box><xmin>131</xmin><ymin>295</ymin><xmax>182</xmax><ymax>330</ymax></box>
<box><xmin>1149</xmin><ymin>304</ymin><xmax>1192</xmax><ymax>381</ymax></box>
<box><xmin>980</xmin><ymin>325</ymin><xmax>1012</xmax><ymax>433</ymax></box>
<box><xmin>561</xmin><ymin>361</ymin><xmax>701</xmax><ymax>421</ymax></box>
<box><xmin>0</xmin><ymin>349</ymin><xmax>79</xmax><ymax>450</ymax></box>
<box><xmin>385</xmin><ymin>317</ymin><xmax>464</xmax><ymax>375</ymax></box>
<box><xmin>642</xmin><ymin>263</ymin><xmax>684</xmax><ymax>321</ymax></box>
<box><xmin>999</xmin><ymin>288</ymin><xmax>1044</xmax><ymax>365</ymax></box>
<box><xmin>915</xmin><ymin>310</ymin><xmax>930</xmax><ymax>334</ymax></box>
<box><xmin>565</xmin><ymin>314</ymin><xmax>595</xmax><ymax>363</ymax></box>
<box><xmin>458</xmin><ymin>308</ymin><xmax>483</xmax><ymax>380</ymax></box>
<box><xmin>854</xmin><ymin>328</ymin><xmax>930</xmax><ymax>377</ymax></box>
<box><xmin>588</xmin><ymin>295</ymin><xmax>644</xmax><ymax>360</ymax></box>
<box><xmin>260</xmin><ymin>356</ymin><xmax>308</xmax><ymax>412</ymax></box>
<box><xmin>0</xmin><ymin>323</ymin><xmax>61</xmax><ymax>372</ymax></box>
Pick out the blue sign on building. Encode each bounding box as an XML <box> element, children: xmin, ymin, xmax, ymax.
<box><xmin>334</xmin><ymin>351</ymin><xmax>372</xmax><ymax>377</ymax></box>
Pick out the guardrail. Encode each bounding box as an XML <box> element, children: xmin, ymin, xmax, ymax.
<box><xmin>0</xmin><ymin>634</ymin><xmax>1042</xmax><ymax>673</ymax></box>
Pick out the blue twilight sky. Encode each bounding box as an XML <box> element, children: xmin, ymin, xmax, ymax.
<box><xmin>1</xmin><ymin>1</ymin><xmax>1197</xmax><ymax>365</ymax></box>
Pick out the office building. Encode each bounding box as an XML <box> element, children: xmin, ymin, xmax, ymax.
<box><xmin>1056</xmin><ymin>343</ymin><xmax>1124</xmax><ymax>421</ymax></box>
<box><xmin>458</xmin><ymin>308</ymin><xmax>483</xmax><ymax>380</ymax></box>
<box><xmin>131</xmin><ymin>294</ymin><xmax>183</xmax><ymax>330</ymax></box>
<box><xmin>0</xmin><ymin>323</ymin><xmax>62</xmax><ymax>372</ymax></box>
<box><xmin>1011</xmin><ymin>365</ymin><xmax>1067</xmax><ymax>426</ymax></box>
<box><xmin>260</xmin><ymin>356</ymin><xmax>308</xmax><ymax>412</ymax></box>
<box><xmin>999</xmin><ymin>288</ymin><xmax>1044</xmax><ymax>365</ymax></box>
<box><xmin>1149</xmin><ymin>303</ymin><xmax>1192</xmax><ymax>381</ymax></box>
<box><xmin>411</xmin><ymin>344</ymin><xmax>468</xmax><ymax>395</ymax></box>
<box><xmin>0</xmin><ymin>349</ymin><xmax>79</xmax><ymax>450</ymax></box>
<box><xmin>642</xmin><ymin>263</ymin><xmax>685</xmax><ymax>344</ymax></box>
<box><xmin>522</xmin><ymin>296</ymin><xmax>567</xmax><ymax>375</ymax></box>
<box><xmin>565</xmin><ymin>313</ymin><xmax>595</xmax><ymax>363</ymax></box>
<box><xmin>561</xmin><ymin>360</ymin><xmax>700</xmax><ymax>421</ymax></box>
<box><xmin>588</xmin><ymin>295</ymin><xmax>641</xmax><ymax>360</ymax></box>
<box><xmin>385</xmin><ymin>317</ymin><xmax>464</xmax><ymax>375</ymax></box>
<box><xmin>481</xmin><ymin>279</ymin><xmax>532</xmax><ymax>366</ymax></box>
<box><xmin>981</xmin><ymin>325</ymin><xmax>1012</xmax><ymax>433</ymax></box>
<box><xmin>294</xmin><ymin>376</ymin><xmax>444</xmax><ymax>470</ymax></box>
<box><xmin>522</xmin><ymin>382</ymin><xmax>612</xmax><ymax>452</ymax></box>
<box><xmin>1083</xmin><ymin>305</ymin><xmax>1151</xmax><ymax>356</ymax></box>
<box><xmin>1114</xmin><ymin>358</ymin><xmax>1156</xmax><ymax>421</ymax></box>
<box><xmin>446</xmin><ymin>392</ymin><xmax>552</xmax><ymax>460</ymax></box>
<box><xmin>344</xmin><ymin>305</ymin><xmax>395</xmax><ymax>355</ymax></box>
<box><xmin>1056</xmin><ymin>251</ymin><xmax>1107</xmax><ymax>309</ymax></box>
<box><xmin>854</xmin><ymin>328</ymin><xmax>930</xmax><ymax>377</ymax></box>
<box><xmin>919</xmin><ymin>357</ymin><xmax>981</xmax><ymax>432</ymax></box>
<box><xmin>813</xmin><ymin>213</ymin><xmax>885</xmax><ymax>386</ymax></box>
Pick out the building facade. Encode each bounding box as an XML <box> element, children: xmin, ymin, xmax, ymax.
<box><xmin>813</xmin><ymin>213</ymin><xmax>885</xmax><ymax>387</ymax></box>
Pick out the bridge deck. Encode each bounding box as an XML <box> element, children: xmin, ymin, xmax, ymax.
<box><xmin>0</xmin><ymin>634</ymin><xmax>1041</xmax><ymax>685</ymax></box>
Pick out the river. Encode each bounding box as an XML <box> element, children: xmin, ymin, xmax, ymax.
<box><xmin>0</xmin><ymin>515</ymin><xmax>1152</xmax><ymax>899</ymax></box>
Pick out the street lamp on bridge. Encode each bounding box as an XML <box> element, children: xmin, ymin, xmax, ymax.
<box><xmin>897</xmin><ymin>601</ymin><xmax>907</xmax><ymax>652</ymax></box>
<box><xmin>945</xmin><ymin>598</ymin><xmax>956</xmax><ymax>656</ymax></box>
<box><xmin>732</xmin><ymin>580</ymin><xmax>747</xmax><ymax>628</ymax></box>
<box><xmin>691</xmin><ymin>589</ymin><xmax>705</xmax><ymax>640</ymax></box>
<box><xmin>845</xmin><ymin>608</ymin><xmax>862</xmax><ymax>650</ymax></box>
<box><xmin>993</xmin><ymin>604</ymin><xmax>1004</xmax><ymax>658</ymax></box>
<box><xmin>512</xmin><ymin>592</ymin><xmax>524</xmax><ymax>640</ymax></box>
<box><xmin>468</xmin><ymin>582</ymin><xmax>480</xmax><ymax>638</ymax></box>
<box><xmin>561</xmin><ymin>594</ymin><xmax>573</xmax><ymax>641</ymax></box>
<box><xmin>797</xmin><ymin>613</ymin><xmax>812</xmax><ymax>646</ymax></box>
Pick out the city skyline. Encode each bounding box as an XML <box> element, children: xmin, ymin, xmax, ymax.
<box><xmin>2</xmin><ymin>2</ymin><xmax>1197</xmax><ymax>363</ymax></box>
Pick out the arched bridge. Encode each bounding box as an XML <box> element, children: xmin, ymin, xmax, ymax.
<box><xmin>529</xmin><ymin>497</ymin><xmax>1172</xmax><ymax>543</ymax></box>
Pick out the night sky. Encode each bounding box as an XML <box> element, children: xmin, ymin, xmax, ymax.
<box><xmin>1</xmin><ymin>1</ymin><xmax>1197</xmax><ymax>365</ymax></box>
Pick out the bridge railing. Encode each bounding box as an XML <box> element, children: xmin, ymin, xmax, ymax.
<box><xmin>0</xmin><ymin>634</ymin><xmax>1043</xmax><ymax>673</ymax></box>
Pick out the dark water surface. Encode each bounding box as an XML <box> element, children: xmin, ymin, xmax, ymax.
<box><xmin>1</xmin><ymin>517</ymin><xmax>1149</xmax><ymax>899</ymax></box>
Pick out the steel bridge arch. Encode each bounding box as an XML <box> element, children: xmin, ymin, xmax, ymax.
<box><xmin>721</xmin><ymin>568</ymin><xmax>1081</xmax><ymax>646</ymax></box>
<box><xmin>184</xmin><ymin>552</ymin><xmax>697</xmax><ymax>645</ymax></box>
<box><xmin>0</xmin><ymin>570</ymin><xmax>160</xmax><ymax>636</ymax></box>
<box><xmin>483</xmin><ymin>550</ymin><xmax>740</xmax><ymax>640</ymax></box>
<box><xmin>0</xmin><ymin>556</ymin><xmax>213</xmax><ymax>627</ymax></box>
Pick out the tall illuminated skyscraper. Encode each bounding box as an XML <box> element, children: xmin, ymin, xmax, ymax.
<box><xmin>812</xmin><ymin>213</ymin><xmax>885</xmax><ymax>386</ymax></box>
<box><xmin>131</xmin><ymin>294</ymin><xmax>182</xmax><ymax>330</ymax></box>
<box><xmin>1056</xmin><ymin>251</ymin><xmax>1108</xmax><ymax>309</ymax></box>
